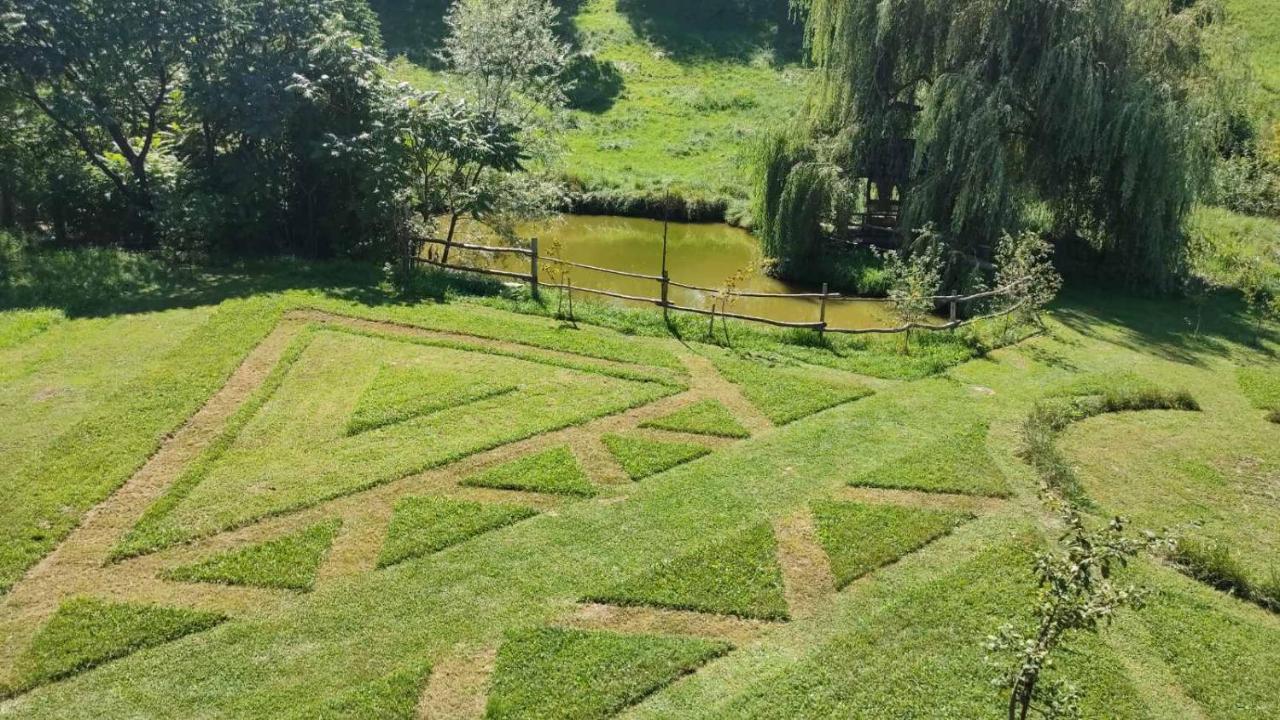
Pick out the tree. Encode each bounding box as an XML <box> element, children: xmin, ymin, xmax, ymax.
<box><xmin>762</xmin><ymin>0</ymin><xmax>1241</xmax><ymax>291</ymax></box>
<box><xmin>880</xmin><ymin>226</ymin><xmax>944</xmax><ymax>353</ymax></box>
<box><xmin>995</xmin><ymin>230</ymin><xmax>1063</xmax><ymax>332</ymax></box>
<box><xmin>986</xmin><ymin>503</ymin><xmax>1159</xmax><ymax>720</ymax></box>
<box><xmin>0</xmin><ymin>0</ymin><xmax>215</xmax><ymax>243</ymax></box>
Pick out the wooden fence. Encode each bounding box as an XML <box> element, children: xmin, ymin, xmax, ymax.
<box><xmin>415</xmin><ymin>237</ymin><xmax>1027</xmax><ymax>336</ymax></box>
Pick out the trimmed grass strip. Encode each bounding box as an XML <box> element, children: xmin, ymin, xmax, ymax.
<box><xmin>850</xmin><ymin>423</ymin><xmax>1011</xmax><ymax>497</ymax></box>
<box><xmin>287</xmin><ymin>663</ymin><xmax>431</xmax><ymax>720</ymax></box>
<box><xmin>461</xmin><ymin>447</ymin><xmax>598</xmax><ymax>497</ymax></box>
<box><xmin>346</xmin><ymin>364</ymin><xmax>515</xmax><ymax>436</ymax></box>
<box><xmin>584</xmin><ymin>523</ymin><xmax>790</xmax><ymax>621</ymax></box>
<box><xmin>485</xmin><ymin>627</ymin><xmax>730</xmax><ymax>720</ymax></box>
<box><xmin>110</xmin><ymin>327</ymin><xmax>318</xmax><ymax>562</ymax></box>
<box><xmin>810</xmin><ymin>500</ymin><xmax>972</xmax><ymax>589</ymax></box>
<box><xmin>378</xmin><ymin>497</ymin><xmax>538</xmax><ymax>568</ymax></box>
<box><xmin>710</xmin><ymin>356</ymin><xmax>873</xmax><ymax>425</ymax></box>
<box><xmin>12</xmin><ymin>597</ymin><xmax>225</xmax><ymax>692</ymax></box>
<box><xmin>602</xmin><ymin>433</ymin><xmax>712</xmax><ymax>481</ymax></box>
<box><xmin>162</xmin><ymin>520</ymin><xmax>341</xmax><ymax>591</ymax></box>
<box><xmin>639</xmin><ymin>399</ymin><xmax>750</xmax><ymax>438</ymax></box>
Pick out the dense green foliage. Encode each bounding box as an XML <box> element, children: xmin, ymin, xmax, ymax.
<box><xmin>760</xmin><ymin>0</ymin><xmax>1241</xmax><ymax>290</ymax></box>
<box><xmin>164</xmin><ymin>521</ymin><xmax>342</xmax><ymax>591</ymax></box>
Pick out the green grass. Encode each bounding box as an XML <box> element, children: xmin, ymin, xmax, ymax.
<box><xmin>601</xmin><ymin>433</ymin><xmax>712</xmax><ymax>480</ymax></box>
<box><xmin>284</xmin><ymin>663</ymin><xmax>431</xmax><ymax>720</ymax></box>
<box><xmin>849</xmin><ymin>422</ymin><xmax>1011</xmax><ymax>497</ymax></box>
<box><xmin>1224</xmin><ymin>0</ymin><xmax>1280</xmax><ymax>118</ymax></box>
<box><xmin>710</xmin><ymin>355</ymin><xmax>875</xmax><ymax>424</ymax></box>
<box><xmin>1190</xmin><ymin>207</ymin><xmax>1280</xmax><ymax>293</ymax></box>
<box><xmin>810</xmin><ymin>501</ymin><xmax>972</xmax><ymax>589</ymax></box>
<box><xmin>639</xmin><ymin>399</ymin><xmax>750</xmax><ymax>438</ymax></box>
<box><xmin>162</xmin><ymin>520</ymin><xmax>342</xmax><ymax>591</ymax></box>
<box><xmin>460</xmin><ymin>446</ymin><xmax>598</xmax><ymax>497</ymax></box>
<box><xmin>1237</xmin><ymin>365</ymin><xmax>1280</xmax><ymax>410</ymax></box>
<box><xmin>485</xmin><ymin>628</ymin><xmax>731</xmax><ymax>720</ymax></box>
<box><xmin>118</xmin><ymin>329</ymin><xmax>667</xmax><ymax>557</ymax></box>
<box><xmin>584</xmin><ymin>523</ymin><xmax>789</xmax><ymax>620</ymax></box>
<box><xmin>345</xmin><ymin>365</ymin><xmax>516</xmax><ymax>435</ymax></box>
<box><xmin>0</xmin><ymin>308</ymin><xmax>62</xmax><ymax>349</ymax></box>
<box><xmin>10</xmin><ymin>598</ymin><xmax>225</xmax><ymax>693</ymax></box>
<box><xmin>377</xmin><ymin>497</ymin><xmax>539</xmax><ymax>568</ymax></box>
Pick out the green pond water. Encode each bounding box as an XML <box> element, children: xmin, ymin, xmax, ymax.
<box><xmin>440</xmin><ymin>215</ymin><xmax>897</xmax><ymax>330</ymax></box>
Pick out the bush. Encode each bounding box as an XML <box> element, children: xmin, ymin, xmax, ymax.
<box><xmin>1208</xmin><ymin>152</ymin><xmax>1280</xmax><ymax>218</ymax></box>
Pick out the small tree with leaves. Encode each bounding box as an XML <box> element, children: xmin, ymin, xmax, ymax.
<box><xmin>986</xmin><ymin>501</ymin><xmax>1166</xmax><ymax>720</ymax></box>
<box><xmin>881</xmin><ymin>226</ymin><xmax>944</xmax><ymax>354</ymax></box>
<box><xmin>995</xmin><ymin>230</ymin><xmax>1063</xmax><ymax>335</ymax></box>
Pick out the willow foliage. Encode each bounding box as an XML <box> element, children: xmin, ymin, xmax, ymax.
<box><xmin>767</xmin><ymin>0</ymin><xmax>1241</xmax><ymax>290</ymax></box>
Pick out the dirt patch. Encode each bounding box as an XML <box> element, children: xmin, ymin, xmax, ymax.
<box><xmin>771</xmin><ymin>511</ymin><xmax>837</xmax><ymax>620</ymax></box>
<box><xmin>417</xmin><ymin>645</ymin><xmax>496</xmax><ymax>720</ymax></box>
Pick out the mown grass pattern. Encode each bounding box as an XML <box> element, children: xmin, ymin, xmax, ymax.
<box><xmin>345</xmin><ymin>364</ymin><xmax>516</xmax><ymax>435</ymax></box>
<box><xmin>485</xmin><ymin>628</ymin><xmax>731</xmax><ymax>720</ymax></box>
<box><xmin>378</xmin><ymin>497</ymin><xmax>538</xmax><ymax>568</ymax></box>
<box><xmin>286</xmin><ymin>663</ymin><xmax>431</xmax><ymax>720</ymax></box>
<box><xmin>850</xmin><ymin>423</ymin><xmax>1011</xmax><ymax>497</ymax></box>
<box><xmin>1169</xmin><ymin>537</ymin><xmax>1280</xmax><ymax>614</ymax></box>
<box><xmin>810</xmin><ymin>500</ymin><xmax>972</xmax><ymax>589</ymax></box>
<box><xmin>162</xmin><ymin>520</ymin><xmax>341</xmax><ymax>591</ymax></box>
<box><xmin>12</xmin><ymin>598</ymin><xmax>225</xmax><ymax>692</ymax></box>
<box><xmin>601</xmin><ymin>433</ymin><xmax>712</xmax><ymax>480</ymax></box>
<box><xmin>639</xmin><ymin>399</ymin><xmax>750</xmax><ymax>438</ymax></box>
<box><xmin>584</xmin><ymin>523</ymin><xmax>790</xmax><ymax>621</ymax></box>
<box><xmin>461</xmin><ymin>447</ymin><xmax>598</xmax><ymax>497</ymax></box>
<box><xmin>711</xmin><ymin>356</ymin><xmax>873</xmax><ymax>425</ymax></box>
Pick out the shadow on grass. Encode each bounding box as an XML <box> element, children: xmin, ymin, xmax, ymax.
<box><xmin>615</xmin><ymin>0</ymin><xmax>804</xmax><ymax>64</ymax></box>
<box><xmin>1051</xmin><ymin>283</ymin><xmax>1279</xmax><ymax>367</ymax></box>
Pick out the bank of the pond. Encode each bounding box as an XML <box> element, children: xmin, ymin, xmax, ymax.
<box><xmin>437</xmin><ymin>215</ymin><xmax>899</xmax><ymax>330</ymax></box>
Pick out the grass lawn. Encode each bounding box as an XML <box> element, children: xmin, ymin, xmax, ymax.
<box><xmin>639</xmin><ymin>399</ymin><xmax>750</xmax><ymax>438</ymax></box>
<box><xmin>2</xmin><ymin>255</ymin><xmax>1280</xmax><ymax>718</ymax></box>
<box><xmin>601</xmin><ymin>433</ymin><xmax>713</xmax><ymax>480</ymax></box>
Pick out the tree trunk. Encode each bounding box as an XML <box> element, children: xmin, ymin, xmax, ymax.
<box><xmin>442</xmin><ymin>212</ymin><xmax>461</xmax><ymax>264</ymax></box>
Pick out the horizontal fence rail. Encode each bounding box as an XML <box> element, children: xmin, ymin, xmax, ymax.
<box><xmin>413</xmin><ymin>236</ymin><xmax>1029</xmax><ymax>336</ymax></box>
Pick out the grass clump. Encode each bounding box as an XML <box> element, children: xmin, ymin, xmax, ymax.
<box><xmin>461</xmin><ymin>447</ymin><xmax>597</xmax><ymax>497</ymax></box>
<box><xmin>711</xmin><ymin>356</ymin><xmax>874</xmax><ymax>425</ymax></box>
<box><xmin>601</xmin><ymin>433</ymin><xmax>712</xmax><ymax>480</ymax></box>
<box><xmin>345</xmin><ymin>365</ymin><xmax>516</xmax><ymax>435</ymax></box>
<box><xmin>12</xmin><ymin>597</ymin><xmax>225</xmax><ymax>692</ymax></box>
<box><xmin>810</xmin><ymin>501</ymin><xmax>973</xmax><ymax>589</ymax></box>
<box><xmin>485</xmin><ymin>627</ymin><xmax>730</xmax><ymax>720</ymax></box>
<box><xmin>639</xmin><ymin>399</ymin><xmax>750</xmax><ymax>438</ymax></box>
<box><xmin>378</xmin><ymin>497</ymin><xmax>538</xmax><ymax>568</ymax></box>
<box><xmin>1169</xmin><ymin>537</ymin><xmax>1280</xmax><ymax>614</ymax></box>
<box><xmin>584</xmin><ymin>523</ymin><xmax>789</xmax><ymax>621</ymax></box>
<box><xmin>163</xmin><ymin>520</ymin><xmax>341</xmax><ymax>591</ymax></box>
<box><xmin>849</xmin><ymin>423</ymin><xmax>1011</xmax><ymax>497</ymax></box>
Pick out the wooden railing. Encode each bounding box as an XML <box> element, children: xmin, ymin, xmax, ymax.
<box><xmin>414</xmin><ymin>237</ymin><xmax>1027</xmax><ymax>336</ymax></box>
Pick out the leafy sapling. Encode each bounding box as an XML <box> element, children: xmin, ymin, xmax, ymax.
<box><xmin>880</xmin><ymin>226</ymin><xmax>944</xmax><ymax>354</ymax></box>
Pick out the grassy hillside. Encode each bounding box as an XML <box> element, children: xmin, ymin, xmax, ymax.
<box><xmin>382</xmin><ymin>0</ymin><xmax>807</xmax><ymax>208</ymax></box>
<box><xmin>1224</xmin><ymin>0</ymin><xmax>1280</xmax><ymax>119</ymax></box>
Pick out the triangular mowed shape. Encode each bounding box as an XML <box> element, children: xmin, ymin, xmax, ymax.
<box><xmin>162</xmin><ymin>520</ymin><xmax>341</xmax><ymax>591</ymax></box>
<box><xmin>15</xmin><ymin>597</ymin><xmax>225</xmax><ymax>690</ymax></box>
<box><xmin>810</xmin><ymin>500</ymin><xmax>972</xmax><ymax>589</ymax></box>
<box><xmin>288</xmin><ymin>663</ymin><xmax>431</xmax><ymax>720</ymax></box>
<box><xmin>461</xmin><ymin>446</ymin><xmax>597</xmax><ymax>497</ymax></box>
<box><xmin>711</xmin><ymin>357</ymin><xmax>873</xmax><ymax>425</ymax></box>
<box><xmin>585</xmin><ymin>523</ymin><xmax>790</xmax><ymax>620</ymax></box>
<box><xmin>850</xmin><ymin>423</ymin><xmax>1011</xmax><ymax>497</ymax></box>
<box><xmin>346</xmin><ymin>364</ymin><xmax>516</xmax><ymax>435</ymax></box>
<box><xmin>602</xmin><ymin>433</ymin><xmax>712</xmax><ymax>481</ymax></box>
<box><xmin>485</xmin><ymin>627</ymin><xmax>730</xmax><ymax>720</ymax></box>
<box><xmin>640</xmin><ymin>399</ymin><xmax>750</xmax><ymax>438</ymax></box>
<box><xmin>378</xmin><ymin>497</ymin><xmax>538</xmax><ymax>568</ymax></box>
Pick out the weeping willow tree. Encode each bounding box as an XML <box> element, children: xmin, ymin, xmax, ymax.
<box><xmin>759</xmin><ymin>0</ymin><xmax>1241</xmax><ymax>290</ymax></box>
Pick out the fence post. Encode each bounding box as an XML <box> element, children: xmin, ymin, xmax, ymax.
<box><xmin>949</xmin><ymin>298</ymin><xmax>958</xmax><ymax>329</ymax></box>
<box><xmin>819</xmin><ymin>283</ymin><xmax>828</xmax><ymax>338</ymax></box>
<box><xmin>529</xmin><ymin>237</ymin><xmax>539</xmax><ymax>299</ymax></box>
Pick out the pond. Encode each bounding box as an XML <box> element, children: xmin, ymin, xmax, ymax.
<box><xmin>439</xmin><ymin>215</ymin><xmax>898</xmax><ymax>330</ymax></box>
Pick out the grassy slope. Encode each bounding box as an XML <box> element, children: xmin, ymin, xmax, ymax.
<box><xmin>2</xmin><ymin>261</ymin><xmax>1280</xmax><ymax>717</ymax></box>
<box><xmin>1224</xmin><ymin>0</ymin><xmax>1280</xmax><ymax>119</ymax></box>
<box><xmin>388</xmin><ymin>0</ymin><xmax>805</xmax><ymax>204</ymax></box>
